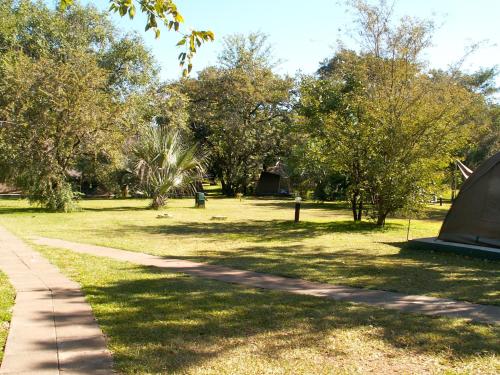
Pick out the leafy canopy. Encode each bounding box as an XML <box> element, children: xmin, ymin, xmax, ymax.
<box><xmin>0</xmin><ymin>0</ymin><xmax>157</xmax><ymax>210</ymax></box>
<box><xmin>59</xmin><ymin>0</ymin><xmax>214</xmax><ymax>76</ymax></box>
<box><xmin>298</xmin><ymin>0</ymin><xmax>484</xmax><ymax>225</ymax></box>
<box><xmin>183</xmin><ymin>33</ymin><xmax>294</xmax><ymax>196</ymax></box>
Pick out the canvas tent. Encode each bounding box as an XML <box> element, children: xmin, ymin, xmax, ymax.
<box><xmin>438</xmin><ymin>152</ymin><xmax>500</xmax><ymax>249</ymax></box>
<box><xmin>255</xmin><ymin>161</ymin><xmax>290</xmax><ymax>195</ymax></box>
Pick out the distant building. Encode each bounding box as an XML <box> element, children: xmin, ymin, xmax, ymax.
<box><xmin>255</xmin><ymin>161</ymin><xmax>291</xmax><ymax>196</ymax></box>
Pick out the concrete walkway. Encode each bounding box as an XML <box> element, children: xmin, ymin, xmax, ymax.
<box><xmin>32</xmin><ymin>236</ymin><xmax>500</xmax><ymax>325</ymax></box>
<box><xmin>0</xmin><ymin>227</ymin><xmax>113</xmax><ymax>375</ymax></box>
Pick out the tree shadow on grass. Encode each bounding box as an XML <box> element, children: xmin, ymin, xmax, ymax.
<box><xmin>250</xmin><ymin>199</ymin><xmax>450</xmax><ymax>222</ymax></box>
<box><xmin>82</xmin><ymin>206</ymin><xmax>148</xmax><ymax>212</ymax></box>
<box><xmin>386</xmin><ymin>240</ymin><xmax>500</xmax><ymax>267</ymax></box>
<box><xmin>250</xmin><ymin>199</ymin><xmax>351</xmax><ymax>212</ymax></box>
<box><xmin>0</xmin><ymin>205</ymin><xmax>53</xmax><ymax>215</ymax></box>
<box><xmin>114</xmin><ymin>219</ymin><xmax>403</xmax><ymax>242</ymax></box>
<box><xmin>166</xmin><ymin>242</ymin><xmax>499</xmax><ymax>306</ymax></box>
<box><xmin>83</xmin><ymin>219</ymin><xmax>498</xmax><ymax>304</ymax></box>
<box><xmin>63</xmin><ymin>264</ymin><xmax>500</xmax><ymax>374</ymax></box>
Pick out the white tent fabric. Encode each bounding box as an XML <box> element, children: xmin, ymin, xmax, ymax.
<box><xmin>456</xmin><ymin>160</ymin><xmax>473</xmax><ymax>180</ymax></box>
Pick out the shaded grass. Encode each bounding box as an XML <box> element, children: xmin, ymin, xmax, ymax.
<box><xmin>0</xmin><ymin>198</ymin><xmax>498</xmax><ymax>305</ymax></box>
<box><xmin>0</xmin><ymin>271</ymin><xmax>15</xmax><ymax>363</ymax></box>
<box><xmin>35</xmin><ymin>245</ymin><xmax>500</xmax><ymax>374</ymax></box>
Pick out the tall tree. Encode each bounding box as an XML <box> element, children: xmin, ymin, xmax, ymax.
<box><xmin>0</xmin><ymin>51</ymin><xmax>121</xmax><ymax>211</ymax></box>
<box><xmin>184</xmin><ymin>33</ymin><xmax>294</xmax><ymax>196</ymax></box>
<box><xmin>0</xmin><ymin>0</ymin><xmax>157</xmax><ymax>210</ymax></box>
<box><xmin>0</xmin><ymin>0</ymin><xmax>157</xmax><ymax>97</ymax></box>
<box><xmin>453</xmin><ymin>68</ymin><xmax>499</xmax><ymax>167</ymax></box>
<box><xmin>299</xmin><ymin>0</ymin><xmax>482</xmax><ymax>225</ymax></box>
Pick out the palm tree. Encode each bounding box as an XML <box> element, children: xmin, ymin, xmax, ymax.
<box><xmin>133</xmin><ymin>124</ymin><xmax>204</xmax><ymax>209</ymax></box>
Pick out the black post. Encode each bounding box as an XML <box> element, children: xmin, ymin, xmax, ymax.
<box><xmin>439</xmin><ymin>197</ymin><xmax>443</xmax><ymax>206</ymax></box>
<box><xmin>294</xmin><ymin>202</ymin><xmax>301</xmax><ymax>222</ymax></box>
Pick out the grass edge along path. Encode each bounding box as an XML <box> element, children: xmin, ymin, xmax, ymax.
<box><xmin>0</xmin><ymin>272</ymin><xmax>14</xmax><ymax>364</ymax></box>
<box><xmin>0</xmin><ymin>225</ymin><xmax>113</xmax><ymax>374</ymax></box>
<box><xmin>32</xmin><ymin>244</ymin><xmax>500</xmax><ymax>375</ymax></box>
<box><xmin>0</xmin><ymin>198</ymin><xmax>497</xmax><ymax>306</ymax></box>
<box><xmin>32</xmin><ymin>235</ymin><xmax>500</xmax><ymax>325</ymax></box>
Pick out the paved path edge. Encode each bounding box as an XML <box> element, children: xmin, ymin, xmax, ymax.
<box><xmin>32</xmin><ymin>235</ymin><xmax>500</xmax><ymax>325</ymax></box>
<box><xmin>0</xmin><ymin>226</ymin><xmax>114</xmax><ymax>375</ymax></box>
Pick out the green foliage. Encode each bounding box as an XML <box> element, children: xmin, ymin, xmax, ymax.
<box><xmin>60</xmin><ymin>0</ymin><xmax>214</xmax><ymax>75</ymax></box>
<box><xmin>0</xmin><ymin>0</ymin><xmax>156</xmax><ymax>210</ymax></box>
<box><xmin>454</xmin><ymin>67</ymin><xmax>499</xmax><ymax>98</ymax></box>
<box><xmin>0</xmin><ymin>51</ymin><xmax>119</xmax><ymax>211</ymax></box>
<box><xmin>452</xmin><ymin>69</ymin><xmax>499</xmax><ymax>167</ymax></box>
<box><xmin>132</xmin><ymin>125</ymin><xmax>204</xmax><ymax>209</ymax></box>
<box><xmin>0</xmin><ymin>0</ymin><xmax>157</xmax><ymax>95</ymax></box>
<box><xmin>299</xmin><ymin>1</ymin><xmax>483</xmax><ymax>225</ymax></box>
<box><xmin>140</xmin><ymin>85</ymin><xmax>191</xmax><ymax>135</ymax></box>
<box><xmin>218</xmin><ymin>32</ymin><xmax>278</xmax><ymax>70</ymax></box>
<box><xmin>183</xmin><ymin>33</ymin><xmax>294</xmax><ymax>196</ymax></box>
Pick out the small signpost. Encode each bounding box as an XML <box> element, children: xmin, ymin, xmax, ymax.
<box><xmin>294</xmin><ymin>196</ymin><xmax>301</xmax><ymax>222</ymax></box>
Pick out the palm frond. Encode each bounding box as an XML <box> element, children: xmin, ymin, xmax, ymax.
<box><xmin>132</xmin><ymin>124</ymin><xmax>205</xmax><ymax>207</ymax></box>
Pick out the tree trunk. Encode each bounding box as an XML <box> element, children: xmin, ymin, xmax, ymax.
<box><xmin>151</xmin><ymin>194</ymin><xmax>166</xmax><ymax>210</ymax></box>
<box><xmin>121</xmin><ymin>185</ymin><xmax>129</xmax><ymax>198</ymax></box>
<box><xmin>351</xmin><ymin>194</ymin><xmax>358</xmax><ymax>221</ymax></box>
<box><xmin>351</xmin><ymin>190</ymin><xmax>363</xmax><ymax>222</ymax></box>
<box><xmin>376</xmin><ymin>212</ymin><xmax>387</xmax><ymax>226</ymax></box>
<box><xmin>220</xmin><ymin>177</ymin><xmax>234</xmax><ymax>196</ymax></box>
<box><xmin>356</xmin><ymin>198</ymin><xmax>363</xmax><ymax>221</ymax></box>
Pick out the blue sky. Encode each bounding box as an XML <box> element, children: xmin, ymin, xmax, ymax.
<box><xmin>78</xmin><ymin>0</ymin><xmax>499</xmax><ymax>82</ymax></box>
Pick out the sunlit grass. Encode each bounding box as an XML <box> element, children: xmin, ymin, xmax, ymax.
<box><xmin>0</xmin><ymin>271</ymin><xmax>14</xmax><ymax>362</ymax></box>
<box><xmin>34</xmin><ymin>245</ymin><xmax>500</xmax><ymax>374</ymax></box>
<box><xmin>0</xmin><ymin>197</ymin><xmax>498</xmax><ymax>304</ymax></box>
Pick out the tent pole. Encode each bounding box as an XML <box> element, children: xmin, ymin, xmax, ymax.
<box><xmin>451</xmin><ymin>163</ymin><xmax>456</xmax><ymax>202</ymax></box>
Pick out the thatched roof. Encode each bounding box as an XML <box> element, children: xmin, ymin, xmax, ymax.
<box><xmin>266</xmin><ymin>161</ymin><xmax>289</xmax><ymax>178</ymax></box>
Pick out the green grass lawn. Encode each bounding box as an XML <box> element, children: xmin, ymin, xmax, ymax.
<box><xmin>0</xmin><ymin>197</ymin><xmax>497</xmax><ymax>305</ymax></box>
<box><xmin>0</xmin><ymin>271</ymin><xmax>14</xmax><ymax>363</ymax></box>
<box><xmin>33</xmin><ymin>245</ymin><xmax>500</xmax><ymax>374</ymax></box>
